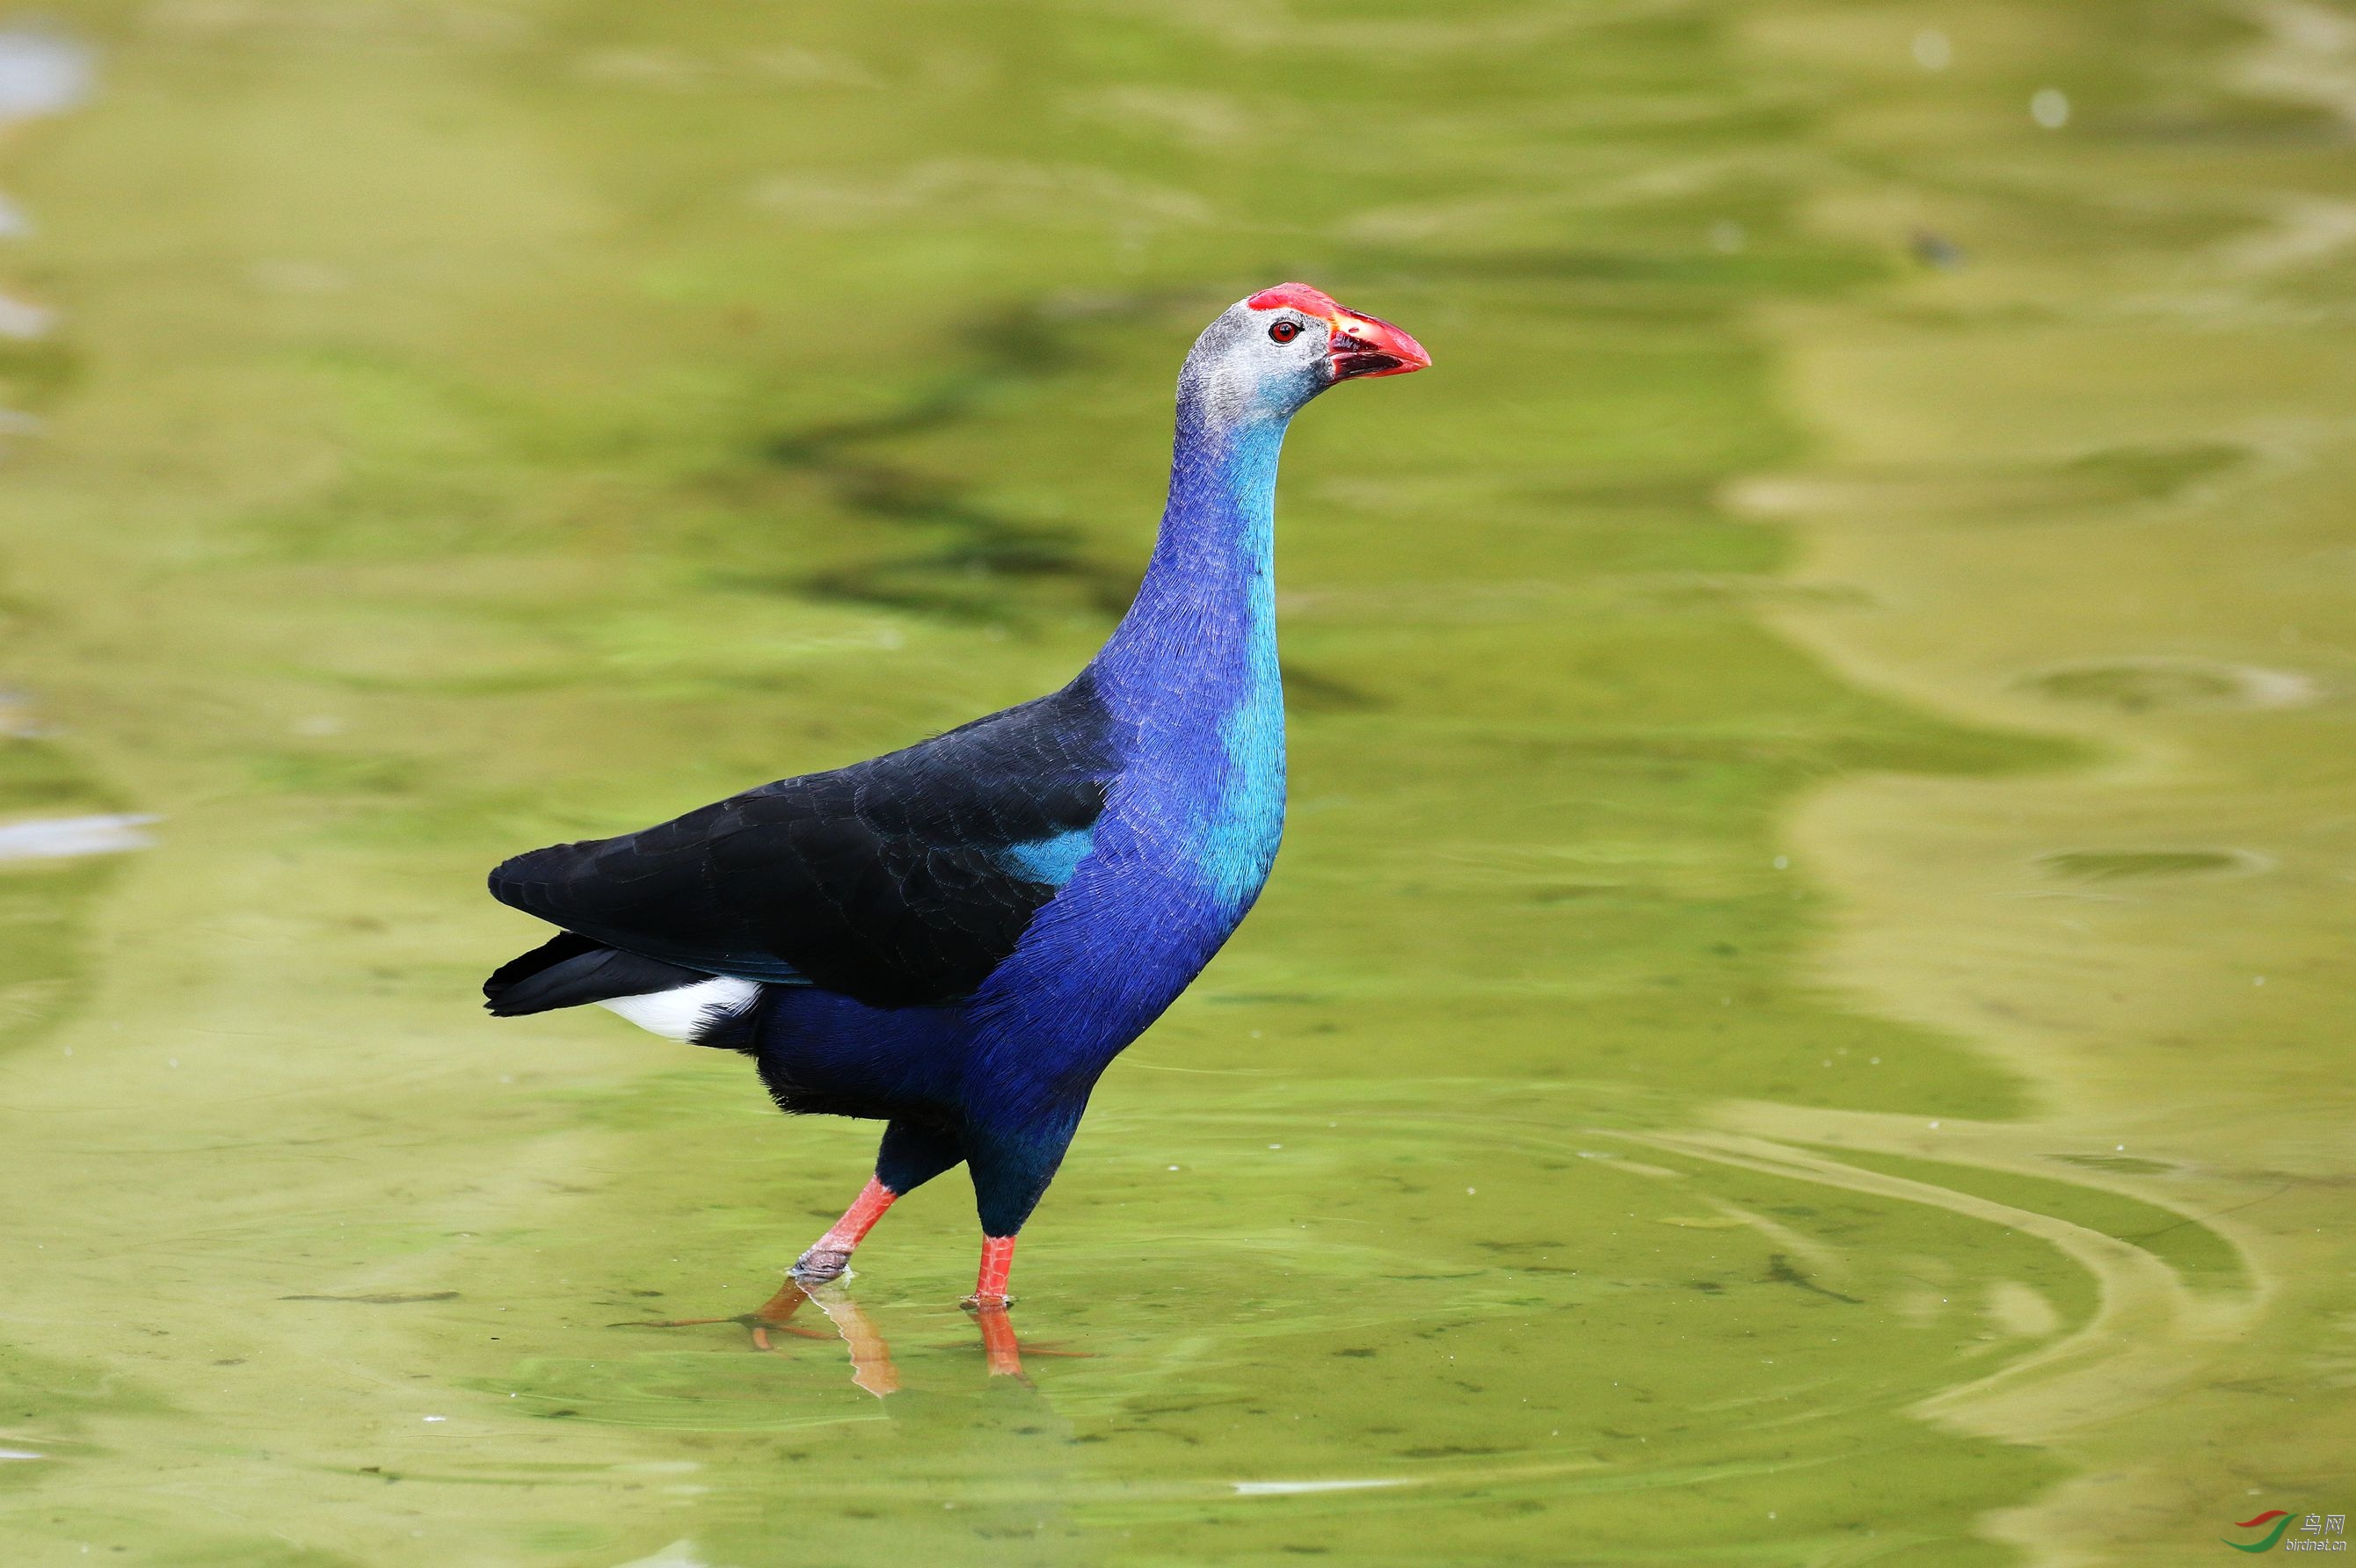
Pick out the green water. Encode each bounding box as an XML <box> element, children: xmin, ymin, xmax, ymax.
<box><xmin>1</xmin><ymin>2</ymin><xmax>2349</xmax><ymax>1563</ymax></box>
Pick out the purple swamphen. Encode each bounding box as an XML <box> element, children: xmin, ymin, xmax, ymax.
<box><xmin>483</xmin><ymin>284</ymin><xmax>1429</xmax><ymax>1306</ymax></box>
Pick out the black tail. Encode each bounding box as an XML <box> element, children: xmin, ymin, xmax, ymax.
<box><xmin>484</xmin><ymin>932</ymin><xmax>711</xmax><ymax>1017</ymax></box>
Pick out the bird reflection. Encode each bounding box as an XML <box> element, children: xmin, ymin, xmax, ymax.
<box><xmin>617</xmin><ymin>1278</ymin><xmax>1083</xmax><ymax>1393</ymax></box>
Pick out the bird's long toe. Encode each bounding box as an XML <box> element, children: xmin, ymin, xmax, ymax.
<box><xmin>613</xmin><ymin>1280</ymin><xmax>831</xmax><ymax>1352</ymax></box>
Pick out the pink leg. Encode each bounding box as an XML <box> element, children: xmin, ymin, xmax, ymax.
<box><xmin>793</xmin><ymin>1176</ymin><xmax>898</xmax><ymax>1283</ymax></box>
<box><xmin>963</xmin><ymin>1234</ymin><xmax>1017</xmax><ymax>1309</ymax></box>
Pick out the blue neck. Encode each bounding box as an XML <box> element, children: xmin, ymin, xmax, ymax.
<box><xmin>1094</xmin><ymin>386</ymin><xmax>1286</xmax><ymax>705</ymax></box>
<box><xmin>1089</xmin><ymin>380</ymin><xmax>1291</xmax><ymax>908</ymax></box>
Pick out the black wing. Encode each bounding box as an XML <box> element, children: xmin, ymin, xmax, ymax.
<box><xmin>487</xmin><ymin>674</ymin><xmax>1116</xmax><ymax>1007</ymax></box>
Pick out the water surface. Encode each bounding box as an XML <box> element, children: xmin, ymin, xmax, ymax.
<box><xmin>0</xmin><ymin>2</ymin><xmax>2348</xmax><ymax>1563</ymax></box>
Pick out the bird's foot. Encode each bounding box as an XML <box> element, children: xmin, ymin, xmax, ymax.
<box><xmin>611</xmin><ymin>1278</ymin><xmax>897</xmax><ymax>1392</ymax></box>
<box><xmin>961</xmin><ymin>1302</ymin><xmax>1088</xmax><ymax>1378</ymax></box>
<box><xmin>611</xmin><ymin>1280</ymin><xmax>832</xmax><ymax>1352</ymax></box>
<box><xmin>791</xmin><ymin>1246</ymin><xmax>854</xmax><ymax>1285</ymax></box>
<box><xmin>967</xmin><ymin>1302</ymin><xmax>1025</xmax><ymax>1378</ymax></box>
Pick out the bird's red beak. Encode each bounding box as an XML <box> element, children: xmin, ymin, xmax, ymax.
<box><xmin>1328</xmin><ymin>308</ymin><xmax>1431</xmax><ymax>381</ymax></box>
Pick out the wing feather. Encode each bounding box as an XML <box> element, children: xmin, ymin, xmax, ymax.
<box><xmin>489</xmin><ymin>675</ymin><xmax>1116</xmax><ymax>1006</ymax></box>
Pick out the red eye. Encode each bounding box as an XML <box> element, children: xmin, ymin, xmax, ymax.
<box><xmin>1268</xmin><ymin>319</ymin><xmax>1301</xmax><ymax>344</ymax></box>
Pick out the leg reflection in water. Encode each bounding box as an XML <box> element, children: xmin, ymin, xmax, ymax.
<box><xmin>616</xmin><ymin>1279</ymin><xmax>1086</xmax><ymax>1393</ymax></box>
